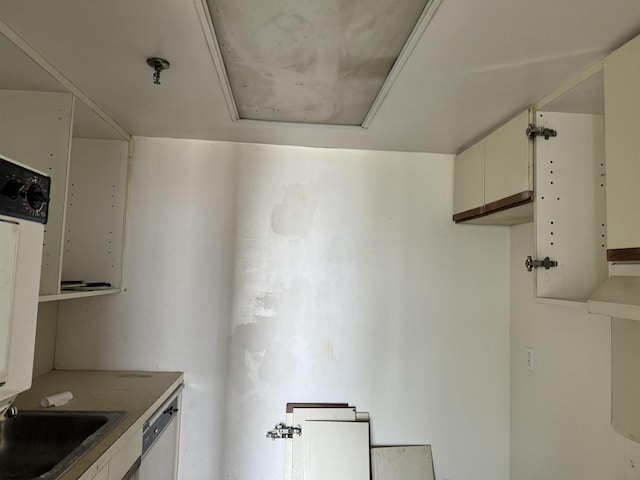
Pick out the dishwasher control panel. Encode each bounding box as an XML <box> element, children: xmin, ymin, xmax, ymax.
<box><xmin>142</xmin><ymin>393</ymin><xmax>180</xmax><ymax>456</ymax></box>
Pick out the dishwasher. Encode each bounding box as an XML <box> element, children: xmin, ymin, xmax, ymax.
<box><xmin>138</xmin><ymin>385</ymin><xmax>183</xmax><ymax>480</ymax></box>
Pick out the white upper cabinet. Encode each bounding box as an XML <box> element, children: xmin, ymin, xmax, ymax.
<box><xmin>452</xmin><ymin>138</ymin><xmax>484</xmax><ymax>215</ymax></box>
<box><xmin>485</xmin><ymin>110</ymin><xmax>532</xmax><ymax>204</ymax></box>
<box><xmin>0</xmin><ymin>30</ymin><xmax>130</xmax><ymax>302</ymax></box>
<box><xmin>604</xmin><ymin>33</ymin><xmax>640</xmax><ymax>260</ymax></box>
<box><xmin>534</xmin><ymin>109</ymin><xmax>607</xmax><ymax>300</ymax></box>
<box><xmin>0</xmin><ymin>90</ymin><xmax>73</xmax><ymax>294</ymax></box>
<box><xmin>0</xmin><ymin>90</ymin><xmax>130</xmax><ymax>301</ymax></box>
<box><xmin>453</xmin><ymin>109</ymin><xmax>534</xmax><ymax>225</ymax></box>
<box><xmin>531</xmin><ymin>67</ymin><xmax>608</xmax><ymax>302</ymax></box>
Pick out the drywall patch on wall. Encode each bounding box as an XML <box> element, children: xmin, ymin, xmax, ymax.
<box><xmin>252</xmin><ymin>293</ymin><xmax>279</xmax><ymax>322</ymax></box>
<box><xmin>230</xmin><ymin>279</ymin><xmax>317</xmax><ymax>397</ymax></box>
<box><xmin>271</xmin><ymin>183</ymin><xmax>318</xmax><ymax>237</ymax></box>
<box><xmin>231</xmin><ymin>319</ymin><xmax>300</xmax><ymax>395</ymax></box>
<box><xmin>243</xmin><ymin>349</ymin><xmax>267</xmax><ymax>390</ymax></box>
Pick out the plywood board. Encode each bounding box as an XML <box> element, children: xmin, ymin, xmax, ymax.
<box><xmin>371</xmin><ymin>445</ymin><xmax>435</xmax><ymax>480</ymax></box>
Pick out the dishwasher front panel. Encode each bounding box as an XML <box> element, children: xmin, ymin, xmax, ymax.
<box><xmin>139</xmin><ymin>388</ymin><xmax>182</xmax><ymax>480</ymax></box>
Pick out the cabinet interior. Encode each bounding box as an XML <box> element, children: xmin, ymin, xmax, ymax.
<box><xmin>533</xmin><ymin>69</ymin><xmax>608</xmax><ymax>302</ymax></box>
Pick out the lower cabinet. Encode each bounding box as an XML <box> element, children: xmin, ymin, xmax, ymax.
<box><xmin>81</xmin><ymin>429</ymin><xmax>142</xmax><ymax>480</ymax></box>
<box><xmin>108</xmin><ymin>429</ymin><xmax>142</xmax><ymax>480</ymax></box>
<box><xmin>92</xmin><ymin>467</ymin><xmax>109</xmax><ymax>480</ymax></box>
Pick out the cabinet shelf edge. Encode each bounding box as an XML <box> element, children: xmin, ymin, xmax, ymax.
<box><xmin>607</xmin><ymin>248</ymin><xmax>640</xmax><ymax>262</ymax></box>
<box><xmin>38</xmin><ymin>287</ymin><xmax>122</xmax><ymax>303</ymax></box>
<box><xmin>453</xmin><ymin>190</ymin><xmax>534</xmax><ymax>224</ymax></box>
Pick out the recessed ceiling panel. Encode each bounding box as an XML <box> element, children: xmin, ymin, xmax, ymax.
<box><xmin>206</xmin><ymin>0</ymin><xmax>429</xmax><ymax>125</ymax></box>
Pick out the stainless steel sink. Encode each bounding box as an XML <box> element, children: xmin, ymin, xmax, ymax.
<box><xmin>0</xmin><ymin>410</ymin><xmax>126</xmax><ymax>480</ymax></box>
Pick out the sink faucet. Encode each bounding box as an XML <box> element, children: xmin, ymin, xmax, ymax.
<box><xmin>2</xmin><ymin>404</ymin><xmax>18</xmax><ymax>420</ymax></box>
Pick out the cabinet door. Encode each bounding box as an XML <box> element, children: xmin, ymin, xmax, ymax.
<box><xmin>0</xmin><ymin>220</ymin><xmax>19</xmax><ymax>384</ymax></box>
<box><xmin>288</xmin><ymin>408</ymin><xmax>356</xmax><ymax>480</ymax></box>
<box><xmin>485</xmin><ymin>110</ymin><xmax>532</xmax><ymax>204</ymax></box>
<box><xmin>286</xmin><ymin>407</ymin><xmax>369</xmax><ymax>480</ymax></box>
<box><xmin>604</xmin><ymin>34</ymin><xmax>640</xmax><ymax>254</ymax></box>
<box><xmin>138</xmin><ymin>416</ymin><xmax>180</xmax><ymax>480</ymax></box>
<box><xmin>453</xmin><ymin>139</ymin><xmax>485</xmax><ymax>215</ymax></box>
<box><xmin>92</xmin><ymin>467</ymin><xmax>109</xmax><ymax>480</ymax></box>
<box><xmin>302</xmin><ymin>421</ymin><xmax>370</xmax><ymax>480</ymax></box>
<box><xmin>108</xmin><ymin>429</ymin><xmax>142</xmax><ymax>480</ymax></box>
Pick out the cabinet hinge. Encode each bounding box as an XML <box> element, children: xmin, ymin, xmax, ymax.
<box><xmin>266</xmin><ymin>423</ymin><xmax>302</xmax><ymax>440</ymax></box>
<box><xmin>526</xmin><ymin>124</ymin><xmax>557</xmax><ymax>140</ymax></box>
<box><xmin>525</xmin><ymin>256</ymin><xmax>558</xmax><ymax>272</ymax></box>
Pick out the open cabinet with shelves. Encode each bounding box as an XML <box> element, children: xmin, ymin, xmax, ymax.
<box><xmin>532</xmin><ymin>66</ymin><xmax>608</xmax><ymax>302</ymax></box>
<box><xmin>0</xmin><ymin>88</ymin><xmax>73</xmax><ymax>296</ymax></box>
<box><xmin>56</xmin><ymin>137</ymin><xmax>128</xmax><ymax>300</ymax></box>
<box><xmin>40</xmin><ymin>102</ymin><xmax>130</xmax><ymax>302</ymax></box>
<box><xmin>0</xmin><ymin>29</ymin><xmax>130</xmax><ymax>302</ymax></box>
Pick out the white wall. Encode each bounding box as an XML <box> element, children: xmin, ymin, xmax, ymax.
<box><xmin>510</xmin><ymin>222</ymin><xmax>640</xmax><ymax>480</ymax></box>
<box><xmin>32</xmin><ymin>302</ymin><xmax>57</xmax><ymax>378</ymax></box>
<box><xmin>56</xmin><ymin>137</ymin><xmax>511</xmax><ymax>480</ymax></box>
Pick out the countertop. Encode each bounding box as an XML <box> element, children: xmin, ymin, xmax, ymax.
<box><xmin>15</xmin><ymin>369</ymin><xmax>184</xmax><ymax>480</ymax></box>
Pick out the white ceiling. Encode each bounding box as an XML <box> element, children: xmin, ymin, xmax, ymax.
<box><xmin>0</xmin><ymin>0</ymin><xmax>639</xmax><ymax>154</ymax></box>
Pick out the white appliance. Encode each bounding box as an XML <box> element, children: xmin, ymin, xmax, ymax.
<box><xmin>0</xmin><ymin>154</ymin><xmax>50</xmax><ymax>415</ymax></box>
<box><xmin>138</xmin><ymin>386</ymin><xmax>182</xmax><ymax>480</ymax></box>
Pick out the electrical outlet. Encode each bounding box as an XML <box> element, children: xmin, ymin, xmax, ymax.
<box><xmin>526</xmin><ymin>347</ymin><xmax>535</xmax><ymax>371</ymax></box>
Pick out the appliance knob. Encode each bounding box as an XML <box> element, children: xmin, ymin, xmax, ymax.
<box><xmin>0</xmin><ymin>179</ymin><xmax>24</xmax><ymax>199</ymax></box>
<box><xmin>26</xmin><ymin>183</ymin><xmax>49</xmax><ymax>211</ymax></box>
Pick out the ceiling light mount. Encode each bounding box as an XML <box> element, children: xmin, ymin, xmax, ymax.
<box><xmin>147</xmin><ymin>57</ymin><xmax>170</xmax><ymax>85</ymax></box>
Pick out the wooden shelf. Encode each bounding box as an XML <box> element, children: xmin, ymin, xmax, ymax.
<box><xmin>607</xmin><ymin>248</ymin><xmax>640</xmax><ymax>262</ymax></box>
